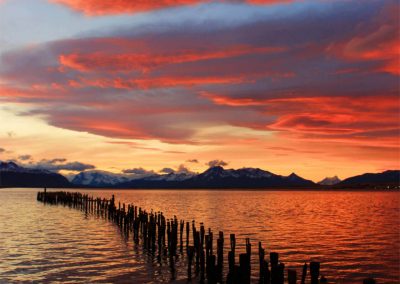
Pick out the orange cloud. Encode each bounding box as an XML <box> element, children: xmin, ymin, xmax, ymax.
<box><xmin>201</xmin><ymin>92</ymin><xmax>268</xmax><ymax>106</ymax></box>
<box><xmin>328</xmin><ymin>2</ymin><xmax>399</xmax><ymax>75</ymax></box>
<box><xmin>73</xmin><ymin>75</ymin><xmax>248</xmax><ymax>89</ymax></box>
<box><xmin>204</xmin><ymin>93</ymin><xmax>400</xmax><ymax>147</ymax></box>
<box><xmin>0</xmin><ymin>86</ymin><xmax>62</xmax><ymax>101</ymax></box>
<box><xmin>51</xmin><ymin>0</ymin><xmax>294</xmax><ymax>15</ymax></box>
<box><xmin>338</xmin><ymin>29</ymin><xmax>399</xmax><ymax>75</ymax></box>
<box><xmin>59</xmin><ymin>45</ymin><xmax>285</xmax><ymax>73</ymax></box>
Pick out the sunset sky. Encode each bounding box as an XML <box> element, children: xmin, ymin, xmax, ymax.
<box><xmin>0</xmin><ymin>0</ymin><xmax>399</xmax><ymax>181</ymax></box>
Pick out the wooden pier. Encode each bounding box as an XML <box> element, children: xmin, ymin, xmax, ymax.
<box><xmin>37</xmin><ymin>190</ymin><xmax>376</xmax><ymax>284</ymax></box>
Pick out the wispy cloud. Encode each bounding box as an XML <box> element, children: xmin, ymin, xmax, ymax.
<box><xmin>50</xmin><ymin>0</ymin><xmax>294</xmax><ymax>16</ymax></box>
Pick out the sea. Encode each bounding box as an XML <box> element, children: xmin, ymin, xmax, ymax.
<box><xmin>0</xmin><ymin>188</ymin><xmax>399</xmax><ymax>283</ymax></box>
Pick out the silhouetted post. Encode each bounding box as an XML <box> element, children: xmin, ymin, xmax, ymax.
<box><xmin>195</xmin><ymin>231</ymin><xmax>200</xmax><ymax>272</ymax></box>
<box><xmin>180</xmin><ymin>220</ymin><xmax>184</xmax><ymax>252</ymax></box>
<box><xmin>217</xmin><ymin>231</ymin><xmax>224</xmax><ymax>282</ymax></box>
<box><xmin>259</xmin><ymin>242</ymin><xmax>265</xmax><ymax>284</ymax></box>
<box><xmin>227</xmin><ymin>234</ymin><xmax>236</xmax><ymax>282</ymax></box>
<box><xmin>278</xmin><ymin>263</ymin><xmax>285</xmax><ymax>284</ymax></box>
<box><xmin>205</xmin><ymin>234</ymin><xmax>211</xmax><ymax>280</ymax></box>
<box><xmin>229</xmin><ymin>234</ymin><xmax>236</xmax><ymax>273</ymax></box>
<box><xmin>239</xmin><ymin>253</ymin><xmax>251</xmax><ymax>284</ymax></box>
<box><xmin>301</xmin><ymin>263</ymin><xmax>307</xmax><ymax>284</ymax></box>
<box><xmin>209</xmin><ymin>254</ymin><xmax>217</xmax><ymax>284</ymax></box>
<box><xmin>270</xmin><ymin>252</ymin><xmax>279</xmax><ymax>284</ymax></box>
<box><xmin>186</xmin><ymin>221</ymin><xmax>190</xmax><ymax>248</ymax></box>
<box><xmin>200</xmin><ymin>246</ymin><xmax>205</xmax><ymax>282</ymax></box>
<box><xmin>209</xmin><ymin>229</ymin><xmax>213</xmax><ymax>256</ymax></box>
<box><xmin>246</xmin><ymin>238</ymin><xmax>252</xmax><ymax>283</ymax></box>
<box><xmin>167</xmin><ymin>220</ymin><xmax>172</xmax><ymax>254</ymax></box>
<box><xmin>200</xmin><ymin>223</ymin><xmax>205</xmax><ymax>249</ymax></box>
<box><xmin>169</xmin><ymin>254</ymin><xmax>176</xmax><ymax>281</ymax></box>
<box><xmin>310</xmin><ymin>262</ymin><xmax>320</xmax><ymax>284</ymax></box>
<box><xmin>288</xmin><ymin>269</ymin><xmax>297</xmax><ymax>284</ymax></box>
<box><xmin>263</xmin><ymin>261</ymin><xmax>271</xmax><ymax>284</ymax></box>
<box><xmin>192</xmin><ymin>220</ymin><xmax>196</xmax><ymax>255</ymax></box>
<box><xmin>187</xmin><ymin>246</ymin><xmax>195</xmax><ymax>280</ymax></box>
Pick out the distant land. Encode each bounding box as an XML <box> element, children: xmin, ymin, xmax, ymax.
<box><xmin>0</xmin><ymin>161</ymin><xmax>399</xmax><ymax>189</ymax></box>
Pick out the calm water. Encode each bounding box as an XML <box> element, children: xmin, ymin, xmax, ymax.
<box><xmin>0</xmin><ymin>189</ymin><xmax>399</xmax><ymax>283</ymax></box>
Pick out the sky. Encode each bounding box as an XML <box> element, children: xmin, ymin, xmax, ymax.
<box><xmin>0</xmin><ymin>0</ymin><xmax>399</xmax><ymax>182</ymax></box>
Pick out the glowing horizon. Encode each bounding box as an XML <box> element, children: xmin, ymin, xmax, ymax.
<box><xmin>0</xmin><ymin>0</ymin><xmax>399</xmax><ymax>182</ymax></box>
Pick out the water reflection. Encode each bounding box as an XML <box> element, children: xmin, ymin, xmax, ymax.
<box><xmin>0</xmin><ymin>189</ymin><xmax>399</xmax><ymax>283</ymax></box>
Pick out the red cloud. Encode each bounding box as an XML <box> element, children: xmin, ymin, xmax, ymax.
<box><xmin>328</xmin><ymin>2</ymin><xmax>399</xmax><ymax>75</ymax></box>
<box><xmin>73</xmin><ymin>75</ymin><xmax>249</xmax><ymax>89</ymax></box>
<box><xmin>335</xmin><ymin>27</ymin><xmax>399</xmax><ymax>75</ymax></box>
<box><xmin>204</xmin><ymin>93</ymin><xmax>400</xmax><ymax>146</ymax></box>
<box><xmin>59</xmin><ymin>45</ymin><xmax>285</xmax><ymax>73</ymax></box>
<box><xmin>0</xmin><ymin>0</ymin><xmax>397</xmax><ymax>150</ymax></box>
<box><xmin>0</xmin><ymin>86</ymin><xmax>64</xmax><ymax>101</ymax></box>
<box><xmin>51</xmin><ymin>0</ymin><xmax>294</xmax><ymax>15</ymax></box>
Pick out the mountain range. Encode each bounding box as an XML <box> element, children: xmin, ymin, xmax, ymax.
<box><xmin>0</xmin><ymin>161</ymin><xmax>399</xmax><ymax>189</ymax></box>
<box><xmin>0</xmin><ymin>161</ymin><xmax>70</xmax><ymax>188</ymax></box>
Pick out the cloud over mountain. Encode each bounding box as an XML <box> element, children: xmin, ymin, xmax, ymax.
<box><xmin>25</xmin><ymin>158</ymin><xmax>95</xmax><ymax>172</ymax></box>
<box><xmin>122</xmin><ymin>167</ymin><xmax>155</xmax><ymax>175</ymax></box>
<box><xmin>206</xmin><ymin>160</ymin><xmax>228</xmax><ymax>168</ymax></box>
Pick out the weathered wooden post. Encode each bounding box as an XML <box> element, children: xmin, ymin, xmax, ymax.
<box><xmin>209</xmin><ymin>254</ymin><xmax>217</xmax><ymax>284</ymax></box>
<box><xmin>217</xmin><ymin>231</ymin><xmax>224</xmax><ymax>282</ymax></box>
<box><xmin>186</xmin><ymin>221</ymin><xmax>190</xmax><ymax>248</ymax></box>
<box><xmin>200</xmin><ymin>223</ymin><xmax>205</xmax><ymax>249</ymax></box>
<box><xmin>263</xmin><ymin>261</ymin><xmax>271</xmax><ymax>284</ymax></box>
<box><xmin>195</xmin><ymin>231</ymin><xmax>200</xmax><ymax>272</ymax></box>
<box><xmin>239</xmin><ymin>253</ymin><xmax>251</xmax><ymax>284</ymax></box>
<box><xmin>200</xmin><ymin>246</ymin><xmax>205</xmax><ymax>283</ymax></box>
<box><xmin>205</xmin><ymin>234</ymin><xmax>211</xmax><ymax>280</ymax></box>
<box><xmin>187</xmin><ymin>246</ymin><xmax>195</xmax><ymax>280</ymax></box>
<box><xmin>270</xmin><ymin>252</ymin><xmax>279</xmax><ymax>284</ymax></box>
<box><xmin>310</xmin><ymin>262</ymin><xmax>320</xmax><ymax>284</ymax></box>
<box><xmin>301</xmin><ymin>263</ymin><xmax>307</xmax><ymax>284</ymax></box>
<box><xmin>259</xmin><ymin>242</ymin><xmax>265</xmax><ymax>284</ymax></box>
<box><xmin>180</xmin><ymin>220</ymin><xmax>184</xmax><ymax>252</ymax></box>
<box><xmin>288</xmin><ymin>269</ymin><xmax>297</xmax><ymax>284</ymax></box>
<box><xmin>278</xmin><ymin>263</ymin><xmax>285</xmax><ymax>284</ymax></box>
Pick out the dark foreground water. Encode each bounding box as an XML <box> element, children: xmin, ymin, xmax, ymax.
<box><xmin>0</xmin><ymin>189</ymin><xmax>399</xmax><ymax>283</ymax></box>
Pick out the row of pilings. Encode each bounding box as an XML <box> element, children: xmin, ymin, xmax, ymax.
<box><xmin>37</xmin><ymin>190</ymin><xmax>376</xmax><ymax>284</ymax></box>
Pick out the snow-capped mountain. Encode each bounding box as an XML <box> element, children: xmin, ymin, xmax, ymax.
<box><xmin>71</xmin><ymin>171</ymin><xmax>131</xmax><ymax>187</ymax></box>
<box><xmin>0</xmin><ymin>161</ymin><xmax>21</xmax><ymax>171</ymax></box>
<box><xmin>173</xmin><ymin>166</ymin><xmax>316</xmax><ymax>188</ymax></box>
<box><xmin>0</xmin><ymin>161</ymin><xmax>50</xmax><ymax>174</ymax></box>
<box><xmin>318</xmin><ymin>176</ymin><xmax>341</xmax><ymax>185</ymax></box>
<box><xmin>143</xmin><ymin>172</ymin><xmax>195</xmax><ymax>182</ymax></box>
<box><xmin>71</xmin><ymin>170</ymin><xmax>195</xmax><ymax>187</ymax></box>
<box><xmin>1</xmin><ymin>160</ymin><xmax>397</xmax><ymax>189</ymax></box>
<box><xmin>199</xmin><ymin>166</ymin><xmax>273</xmax><ymax>180</ymax></box>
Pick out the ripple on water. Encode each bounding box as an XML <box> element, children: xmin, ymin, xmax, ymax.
<box><xmin>0</xmin><ymin>188</ymin><xmax>399</xmax><ymax>283</ymax></box>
